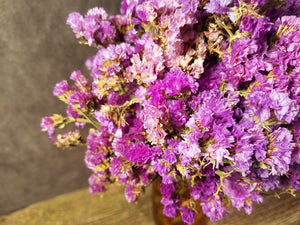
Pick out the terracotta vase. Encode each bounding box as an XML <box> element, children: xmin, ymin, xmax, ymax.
<box><xmin>152</xmin><ymin>178</ymin><xmax>208</xmax><ymax>225</ymax></box>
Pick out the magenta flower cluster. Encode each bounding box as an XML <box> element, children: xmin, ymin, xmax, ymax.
<box><xmin>41</xmin><ymin>0</ymin><xmax>300</xmax><ymax>223</ymax></box>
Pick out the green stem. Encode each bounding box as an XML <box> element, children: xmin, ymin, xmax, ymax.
<box><xmin>78</xmin><ymin>109</ymin><xmax>101</xmax><ymax>130</ymax></box>
<box><xmin>59</xmin><ymin>97</ymin><xmax>101</xmax><ymax>130</ymax></box>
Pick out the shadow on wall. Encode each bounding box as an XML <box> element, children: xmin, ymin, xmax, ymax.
<box><xmin>0</xmin><ymin>0</ymin><xmax>121</xmax><ymax>215</ymax></box>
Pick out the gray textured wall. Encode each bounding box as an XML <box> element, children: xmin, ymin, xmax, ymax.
<box><xmin>0</xmin><ymin>0</ymin><xmax>121</xmax><ymax>215</ymax></box>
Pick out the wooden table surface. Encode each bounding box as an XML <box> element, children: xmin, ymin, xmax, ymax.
<box><xmin>1</xmin><ymin>184</ymin><xmax>299</xmax><ymax>225</ymax></box>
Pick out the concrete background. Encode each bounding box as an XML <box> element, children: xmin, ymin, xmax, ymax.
<box><xmin>0</xmin><ymin>0</ymin><xmax>121</xmax><ymax>215</ymax></box>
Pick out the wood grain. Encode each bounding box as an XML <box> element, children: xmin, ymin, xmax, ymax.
<box><xmin>1</xmin><ymin>185</ymin><xmax>299</xmax><ymax>225</ymax></box>
<box><xmin>209</xmin><ymin>192</ymin><xmax>300</xmax><ymax>225</ymax></box>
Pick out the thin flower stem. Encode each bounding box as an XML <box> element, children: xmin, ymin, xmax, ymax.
<box><xmin>58</xmin><ymin>96</ymin><xmax>101</xmax><ymax>130</ymax></box>
<box><xmin>78</xmin><ymin>109</ymin><xmax>101</xmax><ymax>130</ymax></box>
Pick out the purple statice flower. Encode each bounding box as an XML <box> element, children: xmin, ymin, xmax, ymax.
<box><xmin>109</xmin><ymin>157</ymin><xmax>123</xmax><ymax>176</ymax></box>
<box><xmin>85</xmin><ymin>151</ymin><xmax>106</xmax><ymax>170</ymax></box>
<box><xmin>125</xmin><ymin>114</ymin><xmax>146</xmax><ymax>140</ymax></box>
<box><xmin>66</xmin><ymin>12</ymin><xmax>83</xmax><ymax>38</ymax></box>
<box><xmin>161</xmin><ymin>195</ymin><xmax>178</xmax><ymax>217</ymax></box>
<box><xmin>250</xmin><ymin>126</ymin><xmax>269</xmax><ymax>162</ymax></box>
<box><xmin>267</xmin><ymin>0</ymin><xmax>300</xmax><ymax>21</ymax></box>
<box><xmin>247</xmin><ymin>90</ymin><xmax>271</xmax><ymax>122</ymax></box>
<box><xmin>96</xmin><ymin>20</ymin><xmax>116</xmax><ymax>45</ymax></box>
<box><xmin>74</xmin><ymin>121</ymin><xmax>86</xmax><ymax>129</ymax></box>
<box><xmin>273</xmin><ymin>29</ymin><xmax>300</xmax><ymax>61</ymax></box>
<box><xmin>146</xmin><ymin>81</ymin><xmax>167</xmax><ymax>106</ymax></box>
<box><xmin>115</xmin><ymin>166</ymin><xmax>131</xmax><ymax>185</ymax></box>
<box><xmin>162</xmin><ymin>148</ymin><xmax>177</xmax><ymax>164</ymax></box>
<box><xmin>265</xmin><ymin>127</ymin><xmax>295</xmax><ymax>175</ymax></box>
<box><xmin>204</xmin><ymin>0</ymin><xmax>232</xmax><ymax>15</ymax></box>
<box><xmin>66</xmin><ymin>105</ymin><xmax>80</xmax><ymax>119</ymax></box>
<box><xmin>197</xmin><ymin>65</ymin><xmax>223</xmax><ymax>91</ymax></box>
<box><xmin>70</xmin><ymin>70</ymin><xmax>90</xmax><ymax>91</ymax></box>
<box><xmin>86</xmin><ymin>7</ymin><xmax>108</xmax><ymax>20</ymax></box>
<box><xmin>179</xmin><ymin>205</ymin><xmax>197</xmax><ymax>225</ymax></box>
<box><xmin>223</xmin><ymin>172</ymin><xmax>263</xmax><ymax>214</ymax></box>
<box><xmin>161</xmin><ymin>68</ymin><xmax>198</xmax><ymax>97</ymax></box>
<box><xmin>290</xmin><ymin>69</ymin><xmax>300</xmax><ymax>104</ymax></box>
<box><xmin>85</xmin><ymin>129</ymin><xmax>110</xmax><ymax>170</ymax></box>
<box><xmin>106</xmin><ymin>90</ymin><xmax>130</xmax><ymax>106</ymax></box>
<box><xmin>89</xmin><ymin>43</ymin><xmax>135</xmax><ymax>80</ymax></box>
<box><xmin>135</xmin><ymin>1</ymin><xmax>157</xmax><ymax>23</ymax></box>
<box><xmin>67</xmin><ymin>91</ymin><xmax>90</xmax><ymax>109</ymax></box>
<box><xmin>87</xmin><ymin>128</ymin><xmax>110</xmax><ymax>152</ymax></box>
<box><xmin>81</xmin><ymin>16</ymin><xmax>100</xmax><ymax>46</ymax></box>
<box><xmin>292</xmin><ymin>122</ymin><xmax>300</xmax><ymax>163</ymax></box>
<box><xmin>111</xmin><ymin>133</ymin><xmax>128</xmax><ymax>158</ymax></box>
<box><xmin>161</xmin><ymin>173</ymin><xmax>176</xmax><ymax>185</ymax></box>
<box><xmin>40</xmin><ymin>116</ymin><xmax>55</xmax><ymax>137</ymax></box>
<box><xmin>94</xmin><ymin>110</ymin><xmax>116</xmax><ymax>133</ymax></box>
<box><xmin>112</xmin><ymin>117</ymin><xmax>146</xmax><ymax>158</ymax></box>
<box><xmin>120</xmin><ymin>0</ymin><xmax>141</xmax><ymax>17</ymax></box>
<box><xmin>167</xmin><ymin>138</ymin><xmax>181</xmax><ymax>148</ymax></box>
<box><xmin>245</xmin><ymin>0</ymin><xmax>267</xmax><ymax>6</ymax></box>
<box><xmin>186</xmin><ymin>36</ymin><xmax>207</xmax><ymax>78</ymax></box>
<box><xmin>127</xmin><ymin>33</ymin><xmax>164</xmax><ymax>85</ymax></box>
<box><xmin>201</xmin><ymin>195</ymin><xmax>228</xmax><ymax>222</ymax></box>
<box><xmin>182</xmin><ymin>90</ymin><xmax>235</xmax><ymax>165</ymax></box>
<box><xmin>166</xmin><ymin>100</ymin><xmax>188</xmax><ymax>127</ymax></box>
<box><xmin>123</xmin><ymin>142</ymin><xmax>161</xmax><ymax>164</ymax></box>
<box><xmin>109</xmin><ymin>13</ymin><xmax>130</xmax><ymax>28</ymax></box>
<box><xmin>160</xmin><ymin>182</ymin><xmax>176</xmax><ymax>199</ymax></box>
<box><xmin>275</xmin><ymin>15</ymin><xmax>300</xmax><ymax>33</ymax></box>
<box><xmin>161</xmin><ymin>141</ymin><xmax>180</xmax><ymax>164</ymax></box>
<box><xmin>163</xmin><ymin>202</ymin><xmax>178</xmax><ymax>218</ymax></box>
<box><xmin>127</xmin><ymin>53</ymin><xmax>158</xmax><ymax>85</ymax></box>
<box><xmin>289</xmin><ymin>164</ymin><xmax>300</xmax><ymax>190</ymax></box>
<box><xmin>179</xmin><ymin>0</ymin><xmax>199</xmax><ymax>14</ymax></box>
<box><xmin>151</xmin><ymin>160</ymin><xmax>170</xmax><ymax>177</ymax></box>
<box><xmin>83</xmin><ymin>8</ymin><xmax>108</xmax><ymax>43</ymax></box>
<box><xmin>224</xmin><ymin>83</ymin><xmax>240</xmax><ymax>107</ymax></box>
<box><xmin>166</xmin><ymin>2</ymin><xmax>197</xmax><ymax>32</ymax></box>
<box><xmin>190</xmin><ymin>167</ymin><xmax>219</xmax><ymax>201</ymax></box>
<box><xmin>232</xmin><ymin>123</ymin><xmax>268</xmax><ymax>175</ymax></box>
<box><xmin>239</xmin><ymin>16</ymin><xmax>273</xmax><ymax>39</ymax></box>
<box><xmin>71</xmin><ymin>7</ymin><xmax>116</xmax><ymax>47</ymax></box>
<box><xmin>151</xmin><ymin>0</ymin><xmax>180</xmax><ymax>10</ymax></box>
<box><xmin>249</xmin><ymin>168</ymin><xmax>280</xmax><ymax>192</ymax></box>
<box><xmin>124</xmin><ymin>184</ymin><xmax>142</xmax><ymax>202</ymax></box>
<box><xmin>88</xmin><ymin>171</ymin><xmax>109</xmax><ymax>193</ymax></box>
<box><xmin>124</xmin><ymin>28</ymin><xmax>139</xmax><ymax>43</ymax></box>
<box><xmin>190</xmin><ymin>90</ymin><xmax>234</xmax><ymax>128</ymax></box>
<box><xmin>221</xmin><ymin>37</ymin><xmax>267</xmax><ymax>88</ymax></box>
<box><xmin>269</xmin><ymin>89</ymin><xmax>299</xmax><ymax>123</ymax></box>
<box><xmin>264</xmin><ymin>29</ymin><xmax>300</xmax><ymax>95</ymax></box>
<box><xmin>244</xmin><ymin>57</ymin><xmax>270</xmax><ymax>84</ymax></box>
<box><xmin>206</xmin><ymin>143</ymin><xmax>231</xmax><ymax>169</ymax></box>
<box><xmin>151</xmin><ymin>159</ymin><xmax>175</xmax><ymax>184</ymax></box>
<box><xmin>223</xmin><ymin>37</ymin><xmax>261</xmax><ymax>65</ymax></box>
<box><xmin>53</xmin><ymin>80</ymin><xmax>69</xmax><ymax>96</ymax></box>
<box><xmin>124</xmin><ymin>184</ymin><xmax>136</xmax><ymax>203</ymax></box>
<box><xmin>134</xmin><ymin>86</ymin><xmax>147</xmax><ymax>103</ymax></box>
<box><xmin>163</xmin><ymin>7</ymin><xmax>198</xmax><ymax>68</ymax></box>
<box><xmin>142</xmin><ymin>101</ymin><xmax>167</xmax><ymax>145</ymax></box>
<box><xmin>177</xmin><ymin>140</ymin><xmax>202</xmax><ymax>162</ymax></box>
<box><xmin>136</xmin><ymin>166</ymin><xmax>155</xmax><ymax>186</ymax></box>
<box><xmin>160</xmin><ymin>182</ymin><xmax>178</xmax><ymax>218</ymax></box>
